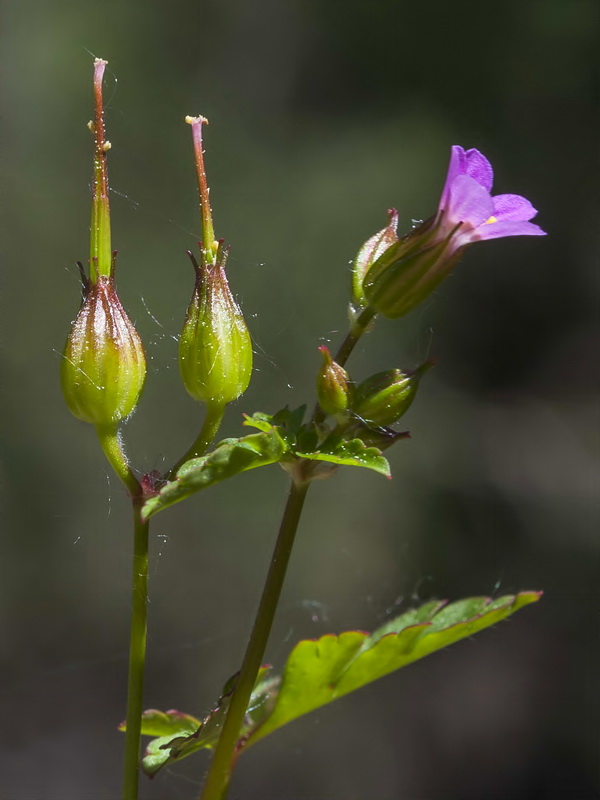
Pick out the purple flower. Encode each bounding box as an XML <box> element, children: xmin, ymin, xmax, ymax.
<box><xmin>438</xmin><ymin>146</ymin><xmax>546</xmax><ymax>252</ymax></box>
<box><xmin>362</xmin><ymin>145</ymin><xmax>546</xmax><ymax>318</ymax></box>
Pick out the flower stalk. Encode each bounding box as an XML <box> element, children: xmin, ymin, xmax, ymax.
<box><xmin>199</xmin><ymin>480</ymin><xmax>310</xmax><ymax>800</ymax></box>
<box><xmin>122</xmin><ymin>500</ymin><xmax>150</xmax><ymax>800</ymax></box>
<box><xmin>200</xmin><ymin>305</ymin><xmax>377</xmax><ymax>800</ymax></box>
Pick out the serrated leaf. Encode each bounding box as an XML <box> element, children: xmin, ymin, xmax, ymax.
<box><xmin>246</xmin><ymin>591</ymin><xmax>541</xmax><ymax>747</ymax></box>
<box><xmin>296</xmin><ymin>437</ymin><xmax>390</xmax><ymax>477</ymax></box>
<box><xmin>134</xmin><ymin>592</ymin><xmax>541</xmax><ymax>776</ymax></box>
<box><xmin>142</xmin><ymin>429</ymin><xmax>288</xmax><ymax>519</ymax></box>
<box><xmin>137</xmin><ymin>668</ymin><xmax>276</xmax><ymax>777</ymax></box>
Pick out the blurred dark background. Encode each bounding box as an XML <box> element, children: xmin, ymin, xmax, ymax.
<box><xmin>1</xmin><ymin>1</ymin><xmax>598</xmax><ymax>798</ymax></box>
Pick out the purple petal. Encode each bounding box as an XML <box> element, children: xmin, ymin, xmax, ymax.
<box><xmin>439</xmin><ymin>146</ymin><xmax>466</xmax><ymax>210</ymax></box>
<box><xmin>491</xmin><ymin>193</ymin><xmax>538</xmax><ymax>222</ymax></box>
<box><xmin>468</xmin><ymin>219</ymin><xmax>547</xmax><ymax>243</ymax></box>
<box><xmin>464</xmin><ymin>149</ymin><xmax>493</xmax><ymax>191</ymax></box>
<box><xmin>446</xmin><ymin>174</ymin><xmax>494</xmax><ymax>227</ymax></box>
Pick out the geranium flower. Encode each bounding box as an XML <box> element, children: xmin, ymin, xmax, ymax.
<box><xmin>438</xmin><ymin>146</ymin><xmax>545</xmax><ymax>251</ymax></box>
<box><xmin>362</xmin><ymin>145</ymin><xmax>546</xmax><ymax>318</ymax></box>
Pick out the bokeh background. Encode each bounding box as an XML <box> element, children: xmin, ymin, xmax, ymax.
<box><xmin>1</xmin><ymin>1</ymin><xmax>598</xmax><ymax>798</ymax></box>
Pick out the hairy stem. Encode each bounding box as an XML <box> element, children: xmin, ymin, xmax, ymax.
<box><xmin>122</xmin><ymin>500</ymin><xmax>150</xmax><ymax>800</ymax></box>
<box><xmin>199</xmin><ymin>480</ymin><xmax>310</xmax><ymax>800</ymax></box>
<box><xmin>96</xmin><ymin>424</ymin><xmax>140</xmax><ymax>497</ymax></box>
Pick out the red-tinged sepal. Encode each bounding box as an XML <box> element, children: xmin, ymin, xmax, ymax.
<box><xmin>61</xmin><ymin>270</ymin><xmax>146</xmax><ymax>425</ymax></box>
<box><xmin>179</xmin><ymin>245</ymin><xmax>252</xmax><ymax>406</ymax></box>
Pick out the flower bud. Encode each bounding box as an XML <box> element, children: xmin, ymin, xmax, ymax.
<box><xmin>61</xmin><ymin>273</ymin><xmax>146</xmax><ymax>425</ymax></box>
<box><xmin>351</xmin><ymin>208</ymin><xmax>398</xmax><ymax>310</ymax></box>
<box><xmin>316</xmin><ymin>346</ymin><xmax>353</xmax><ymax>419</ymax></box>
<box><xmin>352</xmin><ymin>360</ymin><xmax>434</xmax><ymax>427</ymax></box>
<box><xmin>179</xmin><ymin>246</ymin><xmax>252</xmax><ymax>405</ymax></box>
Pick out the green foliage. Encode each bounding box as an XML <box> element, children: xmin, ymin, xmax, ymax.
<box><xmin>118</xmin><ymin>708</ymin><xmax>201</xmax><ymax>738</ymax></box>
<box><xmin>295</xmin><ymin>436</ymin><xmax>391</xmax><ymax>477</ymax></box>
<box><xmin>135</xmin><ymin>592</ymin><xmax>540</xmax><ymax>776</ymax></box>
<box><xmin>143</xmin><ymin>407</ymin><xmax>394</xmax><ymax>518</ymax></box>
<box><xmin>130</xmin><ymin>668</ymin><xmax>276</xmax><ymax>777</ymax></box>
<box><xmin>142</xmin><ymin>429</ymin><xmax>287</xmax><ymax>519</ymax></box>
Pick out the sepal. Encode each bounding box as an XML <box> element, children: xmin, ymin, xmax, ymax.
<box><xmin>179</xmin><ymin>246</ymin><xmax>252</xmax><ymax>405</ymax></box>
<box><xmin>351</xmin><ymin>208</ymin><xmax>398</xmax><ymax>311</ymax></box>
<box><xmin>352</xmin><ymin>360</ymin><xmax>434</xmax><ymax>427</ymax></box>
<box><xmin>61</xmin><ymin>271</ymin><xmax>146</xmax><ymax>425</ymax></box>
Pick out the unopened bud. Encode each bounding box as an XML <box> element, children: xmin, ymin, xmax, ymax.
<box><xmin>352</xmin><ymin>360</ymin><xmax>434</xmax><ymax>427</ymax></box>
<box><xmin>179</xmin><ymin>247</ymin><xmax>252</xmax><ymax>405</ymax></box>
<box><xmin>316</xmin><ymin>346</ymin><xmax>353</xmax><ymax>419</ymax></box>
<box><xmin>61</xmin><ymin>271</ymin><xmax>146</xmax><ymax>425</ymax></box>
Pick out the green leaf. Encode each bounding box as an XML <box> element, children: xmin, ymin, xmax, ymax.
<box><xmin>138</xmin><ymin>668</ymin><xmax>277</xmax><ymax>777</ymax></box>
<box><xmin>296</xmin><ymin>437</ymin><xmax>390</xmax><ymax>477</ymax></box>
<box><xmin>135</xmin><ymin>593</ymin><xmax>540</xmax><ymax>777</ymax></box>
<box><xmin>242</xmin><ymin>412</ymin><xmax>275</xmax><ymax>433</ymax></box>
<box><xmin>243</xmin><ymin>406</ymin><xmax>307</xmax><ymax>436</ymax></box>
<box><xmin>118</xmin><ymin>708</ymin><xmax>200</xmax><ymax>737</ymax></box>
<box><xmin>245</xmin><ymin>591</ymin><xmax>541</xmax><ymax>747</ymax></box>
<box><xmin>142</xmin><ymin>429</ymin><xmax>288</xmax><ymax>519</ymax></box>
<box><xmin>271</xmin><ymin>405</ymin><xmax>307</xmax><ymax>434</ymax></box>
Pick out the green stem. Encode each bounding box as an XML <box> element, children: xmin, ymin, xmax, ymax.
<box><xmin>96</xmin><ymin>424</ymin><xmax>140</xmax><ymax>497</ymax></box>
<box><xmin>199</xmin><ymin>480</ymin><xmax>310</xmax><ymax>800</ymax></box>
<box><xmin>335</xmin><ymin>305</ymin><xmax>376</xmax><ymax>367</ymax></box>
<box><xmin>122</xmin><ymin>499</ymin><xmax>150</xmax><ymax>800</ymax></box>
<box><xmin>199</xmin><ymin>307</ymin><xmax>376</xmax><ymax>800</ymax></box>
<box><xmin>166</xmin><ymin>400</ymin><xmax>226</xmax><ymax>479</ymax></box>
<box><xmin>95</xmin><ymin>424</ymin><xmax>148</xmax><ymax>799</ymax></box>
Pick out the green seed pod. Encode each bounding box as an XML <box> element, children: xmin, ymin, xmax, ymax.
<box><xmin>352</xmin><ymin>360</ymin><xmax>434</xmax><ymax>427</ymax></box>
<box><xmin>179</xmin><ymin>247</ymin><xmax>252</xmax><ymax>405</ymax></box>
<box><xmin>316</xmin><ymin>346</ymin><xmax>353</xmax><ymax>419</ymax></box>
<box><xmin>61</xmin><ymin>59</ymin><xmax>146</xmax><ymax>428</ymax></box>
<box><xmin>61</xmin><ymin>273</ymin><xmax>146</xmax><ymax>425</ymax></box>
